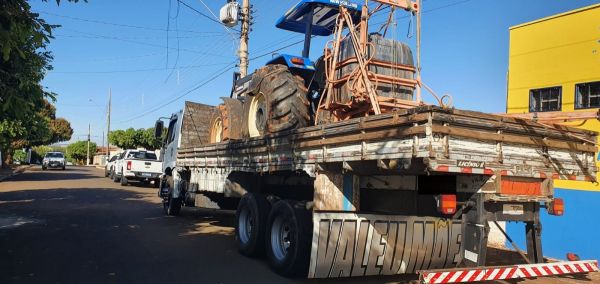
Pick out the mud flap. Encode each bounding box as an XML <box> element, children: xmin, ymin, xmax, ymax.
<box><xmin>308</xmin><ymin>212</ymin><xmax>463</xmax><ymax>278</ymax></box>
<box><xmin>461</xmin><ymin>193</ymin><xmax>489</xmax><ymax>267</ymax></box>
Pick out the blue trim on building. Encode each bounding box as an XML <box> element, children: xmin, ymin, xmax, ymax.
<box><xmin>342</xmin><ymin>174</ymin><xmax>353</xmax><ymax>211</ymax></box>
<box><xmin>506</xmin><ymin>188</ymin><xmax>600</xmax><ymax>260</ymax></box>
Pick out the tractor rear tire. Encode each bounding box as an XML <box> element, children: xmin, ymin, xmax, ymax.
<box><xmin>244</xmin><ymin>65</ymin><xmax>310</xmax><ymax>137</ymax></box>
<box><xmin>209</xmin><ymin>98</ymin><xmax>243</xmax><ymax>143</ymax></box>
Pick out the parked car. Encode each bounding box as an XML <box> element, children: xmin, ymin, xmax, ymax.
<box><xmin>42</xmin><ymin>152</ymin><xmax>66</xmax><ymax>170</ymax></box>
<box><xmin>104</xmin><ymin>154</ymin><xmax>119</xmax><ymax>178</ymax></box>
<box><xmin>113</xmin><ymin>150</ymin><xmax>162</xmax><ymax>186</ymax></box>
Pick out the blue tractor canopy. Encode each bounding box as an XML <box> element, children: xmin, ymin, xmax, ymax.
<box><xmin>276</xmin><ymin>0</ymin><xmax>361</xmax><ymax>36</ymax></box>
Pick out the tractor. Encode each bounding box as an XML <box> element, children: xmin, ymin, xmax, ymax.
<box><xmin>210</xmin><ymin>0</ymin><xmax>421</xmax><ymax>142</ymax></box>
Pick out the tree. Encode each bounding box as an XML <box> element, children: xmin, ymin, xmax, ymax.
<box><xmin>49</xmin><ymin>118</ymin><xmax>74</xmax><ymax>144</ymax></box>
<box><xmin>0</xmin><ymin>0</ymin><xmax>79</xmax><ymax>167</ymax></box>
<box><xmin>66</xmin><ymin>141</ymin><xmax>96</xmax><ymax>164</ymax></box>
<box><xmin>109</xmin><ymin>127</ymin><xmax>164</xmax><ymax>151</ymax></box>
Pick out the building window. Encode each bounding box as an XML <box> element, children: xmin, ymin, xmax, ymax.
<box><xmin>529</xmin><ymin>87</ymin><xmax>561</xmax><ymax>112</ymax></box>
<box><xmin>575</xmin><ymin>81</ymin><xmax>600</xmax><ymax>109</ymax></box>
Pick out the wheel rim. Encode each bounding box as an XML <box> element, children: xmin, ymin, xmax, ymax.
<box><xmin>270</xmin><ymin>215</ymin><xmax>293</xmax><ymax>262</ymax></box>
<box><xmin>211</xmin><ymin>116</ymin><xmax>223</xmax><ymax>143</ymax></box>
<box><xmin>238</xmin><ymin>206</ymin><xmax>254</xmax><ymax>244</ymax></box>
<box><xmin>248</xmin><ymin>93</ymin><xmax>266</xmax><ymax>137</ymax></box>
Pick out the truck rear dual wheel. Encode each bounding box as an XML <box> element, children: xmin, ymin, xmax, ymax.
<box><xmin>266</xmin><ymin>200</ymin><xmax>312</xmax><ymax>277</ymax></box>
<box><xmin>245</xmin><ymin>65</ymin><xmax>310</xmax><ymax>137</ymax></box>
<box><xmin>235</xmin><ymin>193</ymin><xmax>271</xmax><ymax>256</ymax></box>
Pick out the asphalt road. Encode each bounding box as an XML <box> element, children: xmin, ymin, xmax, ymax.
<box><xmin>0</xmin><ymin>166</ymin><xmax>597</xmax><ymax>284</ymax></box>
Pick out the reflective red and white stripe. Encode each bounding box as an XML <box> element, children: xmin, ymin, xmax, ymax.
<box><xmin>420</xmin><ymin>260</ymin><xmax>599</xmax><ymax>284</ymax></box>
<box><xmin>436</xmin><ymin>165</ymin><xmax>494</xmax><ymax>175</ymax></box>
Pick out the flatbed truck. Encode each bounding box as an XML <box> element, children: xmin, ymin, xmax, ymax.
<box><xmin>156</xmin><ymin>102</ymin><xmax>598</xmax><ymax>281</ymax></box>
<box><xmin>154</xmin><ymin>0</ymin><xmax>599</xmax><ymax>282</ymax></box>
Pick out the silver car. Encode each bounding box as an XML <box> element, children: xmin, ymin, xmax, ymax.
<box><xmin>42</xmin><ymin>152</ymin><xmax>66</xmax><ymax>170</ymax></box>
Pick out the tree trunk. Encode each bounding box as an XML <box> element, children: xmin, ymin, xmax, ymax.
<box><xmin>1</xmin><ymin>147</ymin><xmax>13</xmax><ymax>168</ymax></box>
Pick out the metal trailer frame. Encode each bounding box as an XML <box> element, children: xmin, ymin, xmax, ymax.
<box><xmin>166</xmin><ymin>103</ymin><xmax>597</xmax><ymax>280</ymax></box>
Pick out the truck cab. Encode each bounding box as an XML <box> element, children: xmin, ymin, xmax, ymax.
<box><xmin>158</xmin><ymin>110</ymin><xmax>183</xmax><ymax>179</ymax></box>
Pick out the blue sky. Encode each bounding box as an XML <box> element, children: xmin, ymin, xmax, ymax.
<box><xmin>31</xmin><ymin>0</ymin><xmax>598</xmax><ymax>145</ymax></box>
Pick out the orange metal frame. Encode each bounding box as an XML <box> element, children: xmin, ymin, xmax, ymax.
<box><xmin>316</xmin><ymin>1</ymin><xmax>422</xmax><ymax>123</ymax></box>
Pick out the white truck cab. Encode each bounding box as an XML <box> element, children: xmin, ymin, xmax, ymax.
<box><xmin>157</xmin><ymin>110</ymin><xmax>183</xmax><ymax>178</ymax></box>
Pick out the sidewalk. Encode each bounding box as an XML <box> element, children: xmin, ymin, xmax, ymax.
<box><xmin>0</xmin><ymin>165</ymin><xmax>33</xmax><ymax>182</ymax></box>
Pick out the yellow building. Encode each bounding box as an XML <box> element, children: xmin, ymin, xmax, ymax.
<box><xmin>506</xmin><ymin>4</ymin><xmax>600</xmax><ymax>191</ymax></box>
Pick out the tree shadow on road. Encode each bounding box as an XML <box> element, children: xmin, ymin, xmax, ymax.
<box><xmin>5</xmin><ymin>167</ymin><xmax>98</xmax><ymax>182</ymax></box>
<box><xmin>0</xmin><ymin>187</ymin><xmax>424</xmax><ymax>284</ymax></box>
<box><xmin>2</xmin><ymin>187</ymin><xmax>592</xmax><ymax>284</ymax></box>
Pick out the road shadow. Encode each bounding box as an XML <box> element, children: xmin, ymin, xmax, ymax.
<box><xmin>5</xmin><ymin>167</ymin><xmax>97</xmax><ymax>182</ymax></box>
<box><xmin>1</xmin><ymin>185</ymin><xmax>595</xmax><ymax>284</ymax></box>
<box><xmin>0</xmin><ymin>186</ymin><xmax>423</xmax><ymax>284</ymax></box>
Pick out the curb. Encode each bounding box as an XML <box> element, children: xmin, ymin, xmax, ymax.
<box><xmin>0</xmin><ymin>165</ymin><xmax>33</xmax><ymax>182</ymax></box>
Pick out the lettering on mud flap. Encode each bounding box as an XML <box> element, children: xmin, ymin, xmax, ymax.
<box><xmin>308</xmin><ymin>213</ymin><xmax>463</xmax><ymax>278</ymax></box>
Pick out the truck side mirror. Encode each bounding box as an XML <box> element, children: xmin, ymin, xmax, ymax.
<box><xmin>154</xmin><ymin>120</ymin><xmax>164</xmax><ymax>138</ymax></box>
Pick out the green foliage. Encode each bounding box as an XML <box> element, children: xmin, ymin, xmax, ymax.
<box><xmin>49</xmin><ymin>118</ymin><xmax>74</xmax><ymax>143</ymax></box>
<box><xmin>31</xmin><ymin>145</ymin><xmax>66</xmax><ymax>161</ymax></box>
<box><xmin>66</xmin><ymin>141</ymin><xmax>96</xmax><ymax>164</ymax></box>
<box><xmin>0</xmin><ymin>0</ymin><xmax>78</xmax><ymax>167</ymax></box>
<box><xmin>13</xmin><ymin>149</ymin><xmax>27</xmax><ymax>163</ymax></box>
<box><xmin>109</xmin><ymin>127</ymin><xmax>165</xmax><ymax>150</ymax></box>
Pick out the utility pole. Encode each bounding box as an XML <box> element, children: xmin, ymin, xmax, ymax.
<box><xmin>87</xmin><ymin>123</ymin><xmax>91</xmax><ymax>166</ymax></box>
<box><xmin>106</xmin><ymin>88</ymin><xmax>112</xmax><ymax>160</ymax></box>
<box><xmin>238</xmin><ymin>0</ymin><xmax>250</xmax><ymax>77</ymax></box>
<box><xmin>101</xmin><ymin>131</ymin><xmax>104</xmax><ymax>160</ymax></box>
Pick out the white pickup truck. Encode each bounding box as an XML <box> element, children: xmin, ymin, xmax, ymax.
<box><xmin>113</xmin><ymin>149</ymin><xmax>162</xmax><ymax>187</ymax></box>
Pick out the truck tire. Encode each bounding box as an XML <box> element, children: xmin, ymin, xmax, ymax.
<box><xmin>113</xmin><ymin>171</ymin><xmax>120</xmax><ymax>183</ymax></box>
<box><xmin>266</xmin><ymin>200</ymin><xmax>312</xmax><ymax>277</ymax></box>
<box><xmin>104</xmin><ymin>168</ymin><xmax>109</xmax><ymax>177</ymax></box>
<box><xmin>109</xmin><ymin>169</ymin><xmax>114</xmax><ymax>180</ymax></box>
<box><xmin>162</xmin><ymin>176</ymin><xmax>181</xmax><ymax>216</ymax></box>
<box><xmin>120</xmin><ymin>175</ymin><xmax>128</xmax><ymax>186</ymax></box>
<box><xmin>245</xmin><ymin>65</ymin><xmax>310</xmax><ymax>137</ymax></box>
<box><xmin>209</xmin><ymin>98</ymin><xmax>243</xmax><ymax>143</ymax></box>
<box><xmin>235</xmin><ymin>192</ymin><xmax>271</xmax><ymax>256</ymax></box>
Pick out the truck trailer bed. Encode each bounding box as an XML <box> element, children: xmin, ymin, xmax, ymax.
<box><xmin>176</xmin><ymin>105</ymin><xmax>596</xmax><ymax>185</ymax></box>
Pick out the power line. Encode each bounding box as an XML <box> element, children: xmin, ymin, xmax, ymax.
<box><xmin>176</xmin><ymin>0</ymin><xmax>240</xmax><ymax>32</ymax></box>
<box><xmin>250</xmin><ymin>37</ymin><xmax>313</xmax><ymax>61</ymax></box>
<box><xmin>117</xmin><ymin>62</ymin><xmax>237</xmax><ymax>123</ymax></box>
<box><xmin>371</xmin><ymin>0</ymin><xmax>472</xmax><ymax>26</ymax></box>
<box><xmin>50</xmin><ymin>62</ymin><xmax>233</xmax><ymax>74</ymax></box>
<box><xmin>166</xmin><ymin>0</ymin><xmax>172</xmax><ymax>68</ymax></box>
<box><xmin>196</xmin><ymin>0</ymin><xmax>239</xmax><ymax>40</ymax></box>
<box><xmin>60</xmin><ymin>29</ymin><xmax>230</xmax><ymax>58</ymax></box>
<box><xmin>38</xmin><ymin>11</ymin><xmax>224</xmax><ymax>35</ymax></box>
<box><xmin>55</xmin><ymin>34</ymin><xmax>225</xmax><ymax>40</ymax></box>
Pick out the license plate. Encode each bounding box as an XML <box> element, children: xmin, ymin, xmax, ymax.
<box><xmin>503</xmin><ymin>204</ymin><xmax>524</xmax><ymax>215</ymax></box>
<box><xmin>142</xmin><ymin>173</ymin><xmax>152</xmax><ymax>177</ymax></box>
